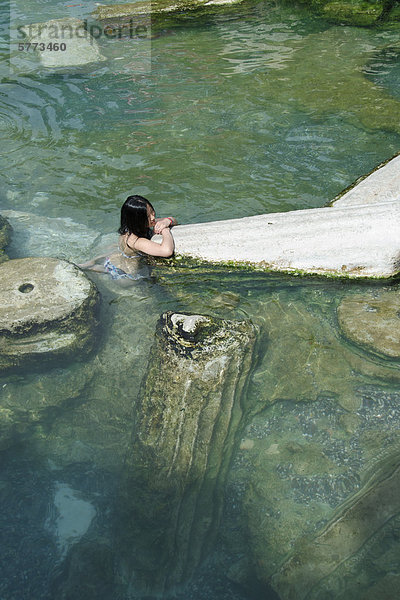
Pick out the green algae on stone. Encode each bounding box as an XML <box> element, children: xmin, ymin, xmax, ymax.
<box><xmin>117</xmin><ymin>311</ymin><xmax>258</xmax><ymax>595</ymax></box>
<box><xmin>322</xmin><ymin>1</ymin><xmax>384</xmax><ymax>26</ymax></box>
<box><xmin>296</xmin><ymin>0</ymin><xmax>400</xmax><ymax>26</ymax></box>
<box><xmin>0</xmin><ymin>215</ymin><xmax>11</xmax><ymax>264</ymax></box>
<box><xmin>92</xmin><ymin>0</ymin><xmax>245</xmax><ymax>22</ymax></box>
<box><xmin>337</xmin><ymin>289</ymin><xmax>400</xmax><ymax>358</ymax></box>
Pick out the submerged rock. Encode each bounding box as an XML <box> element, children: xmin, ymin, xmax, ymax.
<box><xmin>93</xmin><ymin>0</ymin><xmax>245</xmax><ymax>26</ymax></box>
<box><xmin>52</xmin><ymin>539</ymin><xmax>115</xmax><ymax>600</ymax></box>
<box><xmin>295</xmin><ymin>0</ymin><xmax>400</xmax><ymax>26</ymax></box>
<box><xmin>337</xmin><ymin>289</ymin><xmax>400</xmax><ymax>358</ymax></box>
<box><xmin>0</xmin><ymin>214</ymin><xmax>12</xmax><ymax>264</ymax></box>
<box><xmin>0</xmin><ymin>364</ymin><xmax>93</xmax><ymax>451</ymax></box>
<box><xmin>2</xmin><ymin>209</ymin><xmax>105</xmax><ymax>263</ymax></box>
<box><xmin>0</xmin><ymin>257</ymin><xmax>99</xmax><ymax>372</ymax></box>
<box><xmin>117</xmin><ymin>311</ymin><xmax>258</xmax><ymax>595</ymax></box>
<box><xmin>226</xmin><ymin>388</ymin><xmax>400</xmax><ymax>600</ymax></box>
<box><xmin>272</xmin><ymin>452</ymin><xmax>400</xmax><ymax>600</ymax></box>
<box><xmin>20</xmin><ymin>18</ymin><xmax>106</xmax><ymax>69</ymax></box>
<box><xmin>260</xmin><ymin>28</ymin><xmax>400</xmax><ymax>136</ymax></box>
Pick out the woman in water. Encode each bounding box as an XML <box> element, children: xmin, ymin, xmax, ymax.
<box><xmin>79</xmin><ymin>195</ymin><xmax>177</xmax><ymax>280</ymax></box>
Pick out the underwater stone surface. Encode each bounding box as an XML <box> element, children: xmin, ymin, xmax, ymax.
<box><xmin>20</xmin><ymin>18</ymin><xmax>106</xmax><ymax>68</ymax></box>
<box><xmin>338</xmin><ymin>289</ymin><xmax>400</xmax><ymax>358</ymax></box>
<box><xmin>0</xmin><ymin>215</ymin><xmax>11</xmax><ymax>264</ymax></box>
<box><xmin>2</xmin><ymin>209</ymin><xmax>106</xmax><ymax>263</ymax></box>
<box><xmin>0</xmin><ymin>365</ymin><xmax>93</xmax><ymax>451</ymax></box>
<box><xmin>0</xmin><ymin>257</ymin><xmax>99</xmax><ymax>372</ymax></box>
<box><xmin>227</xmin><ymin>388</ymin><xmax>400</xmax><ymax>600</ymax></box>
<box><xmin>117</xmin><ymin>311</ymin><xmax>258</xmax><ymax>596</ymax></box>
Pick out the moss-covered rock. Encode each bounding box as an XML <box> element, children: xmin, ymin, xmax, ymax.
<box><xmin>92</xmin><ymin>0</ymin><xmax>245</xmax><ymax>21</ymax></box>
<box><xmin>0</xmin><ymin>214</ymin><xmax>12</xmax><ymax>264</ymax></box>
<box><xmin>298</xmin><ymin>0</ymin><xmax>400</xmax><ymax>27</ymax></box>
<box><xmin>93</xmin><ymin>0</ymin><xmax>400</xmax><ymax>28</ymax></box>
<box><xmin>322</xmin><ymin>1</ymin><xmax>385</xmax><ymax>26</ymax></box>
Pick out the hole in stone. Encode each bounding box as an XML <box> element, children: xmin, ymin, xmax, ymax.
<box><xmin>18</xmin><ymin>283</ymin><xmax>34</xmax><ymax>294</ymax></box>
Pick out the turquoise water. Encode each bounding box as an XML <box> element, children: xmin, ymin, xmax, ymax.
<box><xmin>1</xmin><ymin>1</ymin><xmax>400</xmax><ymax>599</ymax></box>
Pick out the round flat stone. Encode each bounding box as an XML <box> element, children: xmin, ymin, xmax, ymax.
<box><xmin>337</xmin><ymin>290</ymin><xmax>400</xmax><ymax>358</ymax></box>
<box><xmin>0</xmin><ymin>257</ymin><xmax>99</xmax><ymax>371</ymax></box>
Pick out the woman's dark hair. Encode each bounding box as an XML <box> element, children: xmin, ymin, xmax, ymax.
<box><xmin>118</xmin><ymin>195</ymin><xmax>154</xmax><ymax>239</ymax></box>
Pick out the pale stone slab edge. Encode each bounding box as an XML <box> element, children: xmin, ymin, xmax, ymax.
<box><xmin>169</xmin><ymin>200</ymin><xmax>400</xmax><ymax>279</ymax></box>
<box><xmin>165</xmin><ymin>152</ymin><xmax>400</xmax><ymax>279</ymax></box>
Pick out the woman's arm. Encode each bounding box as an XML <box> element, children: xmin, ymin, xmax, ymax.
<box><xmin>154</xmin><ymin>216</ymin><xmax>177</xmax><ymax>234</ymax></box>
<box><xmin>134</xmin><ymin>228</ymin><xmax>174</xmax><ymax>257</ymax></box>
<box><xmin>77</xmin><ymin>252</ymin><xmax>108</xmax><ymax>269</ymax></box>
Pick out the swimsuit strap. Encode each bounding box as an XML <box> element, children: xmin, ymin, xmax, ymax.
<box><xmin>121</xmin><ymin>250</ymin><xmax>139</xmax><ymax>259</ymax></box>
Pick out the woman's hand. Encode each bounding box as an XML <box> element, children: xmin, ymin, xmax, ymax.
<box><xmin>154</xmin><ymin>217</ymin><xmax>175</xmax><ymax>234</ymax></box>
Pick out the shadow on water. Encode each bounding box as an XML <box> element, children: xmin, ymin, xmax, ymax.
<box><xmin>0</xmin><ymin>443</ymin><xmax>276</xmax><ymax>600</ymax></box>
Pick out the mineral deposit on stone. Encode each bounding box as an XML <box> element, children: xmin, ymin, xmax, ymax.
<box><xmin>0</xmin><ymin>257</ymin><xmax>99</xmax><ymax>371</ymax></box>
<box><xmin>117</xmin><ymin>311</ymin><xmax>258</xmax><ymax>595</ymax></box>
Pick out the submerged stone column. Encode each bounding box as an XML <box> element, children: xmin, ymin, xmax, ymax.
<box><xmin>118</xmin><ymin>312</ymin><xmax>258</xmax><ymax>596</ymax></box>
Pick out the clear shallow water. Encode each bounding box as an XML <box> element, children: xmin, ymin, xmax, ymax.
<box><xmin>1</xmin><ymin>1</ymin><xmax>400</xmax><ymax>599</ymax></box>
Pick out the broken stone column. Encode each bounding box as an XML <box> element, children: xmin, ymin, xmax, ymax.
<box><xmin>117</xmin><ymin>311</ymin><xmax>258</xmax><ymax>596</ymax></box>
<box><xmin>0</xmin><ymin>257</ymin><xmax>99</xmax><ymax>372</ymax></box>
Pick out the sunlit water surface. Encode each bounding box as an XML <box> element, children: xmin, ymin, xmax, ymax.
<box><xmin>1</xmin><ymin>1</ymin><xmax>400</xmax><ymax>599</ymax></box>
